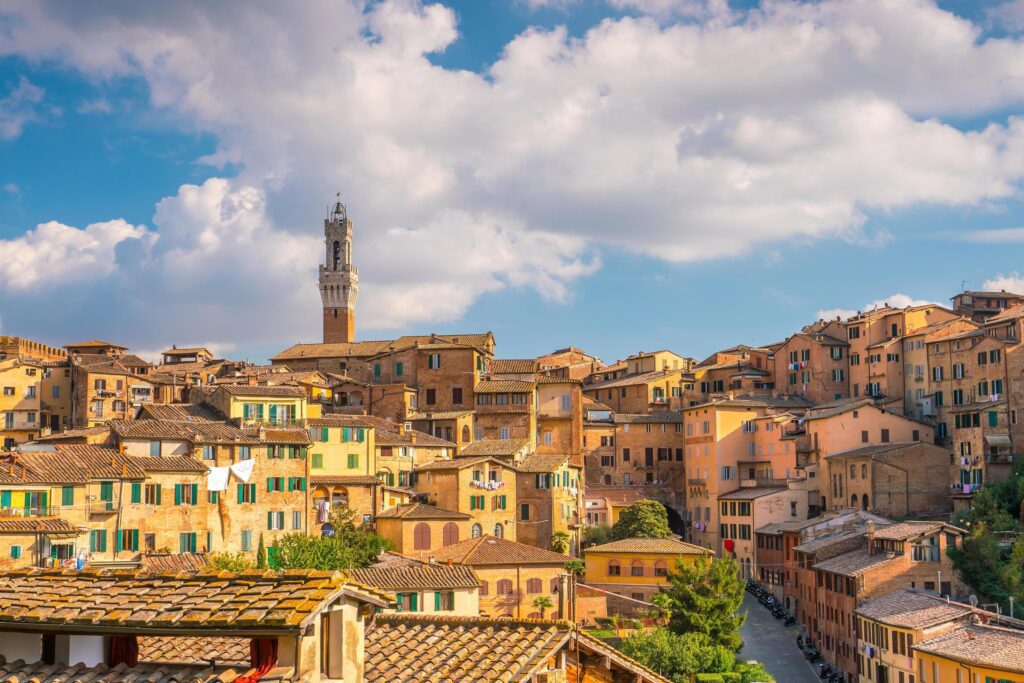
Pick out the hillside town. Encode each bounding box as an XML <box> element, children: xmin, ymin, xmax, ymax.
<box><xmin>2</xmin><ymin>201</ymin><xmax>1024</xmax><ymax>683</ymax></box>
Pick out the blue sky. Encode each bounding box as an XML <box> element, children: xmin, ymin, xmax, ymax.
<box><xmin>1</xmin><ymin>0</ymin><xmax>1024</xmax><ymax>366</ymax></box>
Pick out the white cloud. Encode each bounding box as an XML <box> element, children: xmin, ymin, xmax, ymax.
<box><xmin>2</xmin><ymin>183</ymin><xmax>18</xmax><ymax>195</ymax></box>
<box><xmin>0</xmin><ymin>218</ymin><xmax>150</xmax><ymax>289</ymax></box>
<box><xmin>983</xmin><ymin>272</ymin><xmax>1024</xmax><ymax>294</ymax></box>
<box><xmin>988</xmin><ymin>0</ymin><xmax>1024</xmax><ymax>33</ymax></box>
<box><xmin>76</xmin><ymin>98</ymin><xmax>112</xmax><ymax>114</ymax></box>
<box><xmin>961</xmin><ymin>227</ymin><xmax>1024</xmax><ymax>243</ymax></box>
<box><xmin>0</xmin><ymin>76</ymin><xmax>44</xmax><ymax>139</ymax></box>
<box><xmin>816</xmin><ymin>294</ymin><xmax>942</xmax><ymax>322</ymax></box>
<box><xmin>4</xmin><ymin>0</ymin><xmax>1024</xmax><ymax>347</ymax></box>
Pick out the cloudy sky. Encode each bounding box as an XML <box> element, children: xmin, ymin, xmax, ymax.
<box><xmin>1</xmin><ymin>0</ymin><xmax>1024</xmax><ymax>365</ymax></box>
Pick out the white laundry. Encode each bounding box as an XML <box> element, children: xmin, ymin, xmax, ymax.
<box><xmin>230</xmin><ymin>458</ymin><xmax>256</xmax><ymax>483</ymax></box>
<box><xmin>207</xmin><ymin>466</ymin><xmax>230</xmax><ymax>491</ymax></box>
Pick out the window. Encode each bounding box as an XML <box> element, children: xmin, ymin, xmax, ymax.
<box><xmin>241</xmin><ymin>530</ymin><xmax>252</xmax><ymax>551</ymax></box>
<box><xmin>543</xmin><ymin>432</ymin><xmax>553</xmax><ymax>445</ymax></box>
<box><xmin>396</xmin><ymin>362</ymin><xmax>403</xmax><ymax>376</ymax></box>
<box><xmin>174</xmin><ymin>483</ymin><xmax>199</xmax><ymax>506</ymax></box>
<box><xmin>497</xmin><ymin>579</ymin><xmax>513</xmax><ymax>595</ymax></box>
<box><xmin>561</xmin><ymin>394</ymin><xmax>571</xmax><ymax>410</ymax></box>
<box><xmin>832</xmin><ymin>368</ymin><xmax>844</xmax><ymax>382</ymax></box>
<box><xmin>238</xmin><ymin>446</ymin><xmax>251</xmax><ymax>460</ymax></box>
<box><xmin>144</xmin><ymin>484</ymin><xmax>161</xmax><ymax>505</ymax></box>
<box><xmin>374</xmin><ymin>363</ymin><xmax>381</xmax><ymax>378</ymax></box>
<box><xmin>978</xmin><ymin>351</ymin><xmax>988</xmax><ymax>366</ymax></box>
<box><xmin>471</xmin><ymin>523</ymin><xmax>482</xmax><ymax>538</ymax></box>
<box><xmin>90</xmin><ymin>530</ymin><xmax>107</xmax><ymax>553</ymax></box>
<box><xmin>292</xmin><ymin>511</ymin><xmax>302</xmax><ymax>530</ymax></box>
<box><xmin>631</xmin><ymin>561</ymin><xmax>644</xmax><ymax>577</ymax></box>
<box><xmin>202</xmin><ymin>445</ymin><xmax>215</xmax><ymax>460</ymax></box>
<box><xmin>10</xmin><ymin>545</ymin><xmax>21</xmax><ymax>559</ymax></box>
<box><xmin>425</xmin><ymin>388</ymin><xmax>436</xmax><ymax>405</ymax></box>
<box><xmin>435</xmin><ymin>591</ymin><xmax>455</xmax><ymax>611</ymax></box>
<box><xmin>311</xmin><ymin>453</ymin><xmax>323</xmax><ymax>469</ymax></box>
<box><xmin>413</xmin><ymin>523</ymin><xmax>431</xmax><ymax>550</ymax></box>
<box><xmin>117</xmin><ymin>529</ymin><xmax>140</xmax><ymax>552</ymax></box>
<box><xmin>608</xmin><ymin>560</ymin><xmax>621</xmax><ymax>576</ymax></box>
<box><xmin>654</xmin><ymin>560</ymin><xmax>668</xmax><ymax>577</ymax></box>
<box><xmin>520</xmin><ymin>503</ymin><xmax>531</xmax><ymax>520</ymax></box>
<box><xmin>494</xmin><ymin>523</ymin><xmax>504</xmax><ymax>538</ymax></box>
<box><xmin>442</xmin><ymin>522</ymin><xmax>460</xmax><ymax>546</ymax></box>
<box><xmin>396</xmin><ymin>592</ymin><xmax>419</xmax><ymax>612</ymax></box>
<box><xmin>237</xmin><ymin>483</ymin><xmax>257</xmax><ymax>504</ymax></box>
<box><xmin>527</xmin><ymin>578</ymin><xmax>542</xmax><ymax>594</ymax></box>
<box><xmin>452</xmin><ymin>387</ymin><xmax>463</xmax><ymax>404</ymax></box>
<box><xmin>267</xmin><ymin>511</ymin><xmax>285</xmax><ymax>530</ymax></box>
<box><xmin>347</xmin><ymin>453</ymin><xmax>359</xmax><ymax>469</ymax></box>
<box><xmin>428</xmin><ymin>353</ymin><xmax>441</xmax><ymax>369</ymax></box>
<box><xmin>179</xmin><ymin>532</ymin><xmax>197</xmax><ymax>553</ymax></box>
<box><xmin>881</xmin><ymin>429</ymin><xmax>890</xmax><ymax>443</ymax></box>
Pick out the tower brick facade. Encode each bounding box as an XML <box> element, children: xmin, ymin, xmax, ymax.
<box><xmin>319</xmin><ymin>200</ymin><xmax>359</xmax><ymax>343</ymax></box>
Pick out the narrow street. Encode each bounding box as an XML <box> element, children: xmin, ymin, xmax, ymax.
<box><xmin>739</xmin><ymin>593</ymin><xmax>820</xmax><ymax>683</ymax></box>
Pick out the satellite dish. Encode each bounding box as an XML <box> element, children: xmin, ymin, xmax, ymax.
<box><xmin>969</xmin><ymin>595</ymin><xmax>979</xmax><ymax>607</ymax></box>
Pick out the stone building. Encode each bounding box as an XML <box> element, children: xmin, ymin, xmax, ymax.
<box><xmin>772</xmin><ymin>323</ymin><xmax>850</xmax><ymax>404</ymax></box>
<box><xmin>413</xmin><ymin>456</ymin><xmax>518</xmax><ymax>542</ymax></box>
<box><xmin>514</xmin><ymin>453</ymin><xmax>582</xmax><ymax>550</ymax></box>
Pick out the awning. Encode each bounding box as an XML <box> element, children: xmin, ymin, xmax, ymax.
<box><xmin>985</xmin><ymin>434</ymin><xmax>1012</xmax><ymax>447</ymax></box>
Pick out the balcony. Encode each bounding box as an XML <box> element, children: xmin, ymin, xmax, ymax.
<box><xmin>88</xmin><ymin>498</ymin><xmax>118</xmax><ymax>516</ymax></box>
<box><xmin>687</xmin><ymin>478</ymin><xmax>707</xmax><ymax>486</ymax></box>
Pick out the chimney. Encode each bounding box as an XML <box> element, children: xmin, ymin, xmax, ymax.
<box><xmin>409</xmin><ymin>432</ymin><xmax>417</xmax><ymax>444</ymax></box>
<box><xmin>398</xmin><ymin>424</ymin><xmax>406</xmax><ymax>436</ymax></box>
<box><xmin>866</xmin><ymin>520</ymin><xmax>876</xmax><ymax>555</ymax></box>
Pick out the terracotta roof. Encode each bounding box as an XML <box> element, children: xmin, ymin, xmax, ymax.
<box><xmin>574</xmin><ymin>631</ymin><xmax>672</xmax><ymax>683</ymax></box>
<box><xmin>585</xmin><ymin>369</ymin><xmax>681</xmax><ymax>391</ymax></box>
<box><xmin>137</xmin><ymin>403</ymin><xmax>223</xmax><ymax>422</ymax></box>
<box><xmin>32</xmin><ymin>426</ymin><xmax>110</xmax><ymax>442</ymax></box>
<box><xmin>855</xmin><ymin>590</ymin><xmax>971</xmax><ymax>629</ymax></box>
<box><xmin>375</xmin><ymin>503</ymin><xmax>471</xmax><ymax>520</ymax></box>
<box><xmin>420</xmin><ymin>535</ymin><xmax>569</xmax><ymax>566</ymax></box>
<box><xmin>66</xmin><ymin>340</ymin><xmax>128</xmax><ymax>349</ymax></box>
<box><xmin>0</xmin><ymin>518</ymin><xmax>79</xmax><ymax>535</ymax></box>
<box><xmin>613</xmin><ymin>412</ymin><xmax>683</xmax><ymax>424</ymax></box>
<box><xmin>687</xmin><ymin>395</ymin><xmax>813</xmax><ymax>410</ymax></box>
<box><xmin>0</xmin><ymin>568</ymin><xmax>392</xmax><ymax>632</ymax></box>
<box><xmin>823</xmin><ymin>442</ymin><xmax>916</xmax><ymax>459</ymax></box>
<box><xmin>582</xmin><ymin>397</ymin><xmax>612</xmax><ymax>411</ymax></box>
<box><xmin>458</xmin><ymin>439</ymin><xmax>530</xmax><ymax>457</ymax></box>
<box><xmin>139</xmin><ymin>636</ymin><xmax>249</xmax><ymax>666</ymax></box>
<box><xmin>812</xmin><ymin>545</ymin><xmax>895</xmax><ymax>576</ymax></box>
<box><xmin>375</xmin><ymin>430</ymin><xmax>454</xmax><ymax>448</ymax></box>
<box><xmin>160</xmin><ymin>347</ymin><xmax>211</xmax><ymax>356</ymax></box>
<box><xmin>345</xmin><ymin>564</ymin><xmax>480</xmax><ymax>591</ymax></box>
<box><xmin>414</xmin><ymin>456</ymin><xmax>507</xmax><ymax>472</ymax></box>
<box><xmin>245</xmin><ymin>427</ymin><xmax>312</xmax><ymax>445</ymax></box>
<box><xmin>474</xmin><ymin>379</ymin><xmax>534</xmax><ymax>393</ymax></box>
<box><xmin>586</xmin><ymin>538</ymin><xmax>711</xmax><ymax>555</ymax></box>
<box><xmin>914</xmin><ymin>624</ymin><xmax>1024</xmax><ymax>674</ymax></box>
<box><xmin>718</xmin><ymin>487</ymin><xmax>787</xmax><ymax>500</ymax></box>
<box><xmin>215</xmin><ymin>385</ymin><xmax>306</xmax><ymax>398</ymax></box>
<box><xmin>310</xmin><ymin>475</ymin><xmax>382</xmax><ymax>486</ymax></box>
<box><xmin>406</xmin><ymin>410</ymin><xmax>474</xmax><ymax>421</ymax></box>
<box><xmin>986</xmin><ymin>303</ymin><xmax>1024</xmax><ymax>323</ymax></box>
<box><xmin>130</xmin><ymin>456</ymin><xmax>209</xmax><ymax>473</ymax></box>
<box><xmin>364</xmin><ymin>614</ymin><xmax>572</xmax><ymax>682</ymax></box>
<box><xmin>109</xmin><ymin>420</ymin><xmax>260</xmax><ymax>445</ymax></box>
<box><xmin>0</xmin><ymin>659</ymin><xmax>248</xmax><ymax>683</ymax></box>
<box><xmin>2</xmin><ymin>445</ymin><xmax>147</xmax><ymax>483</ymax></box>
<box><xmin>272</xmin><ymin>333</ymin><xmax>494</xmax><ymax>361</ymax></box>
<box><xmin>140</xmin><ymin>553</ymin><xmax>209</xmax><ymax>572</ymax></box>
<box><xmin>585</xmin><ymin>485</ymin><xmax>672</xmax><ymax>507</ymax></box>
<box><xmin>306</xmin><ymin>415</ymin><xmax>371</xmax><ymax>428</ymax></box>
<box><xmin>872</xmin><ymin>521</ymin><xmax>961</xmax><ymax>541</ymax></box>
<box><xmin>487</xmin><ymin>359</ymin><xmax>539</xmax><ymax>374</ymax></box>
<box><xmin>516</xmin><ymin>453</ymin><xmax>572</xmax><ymax>473</ymax></box>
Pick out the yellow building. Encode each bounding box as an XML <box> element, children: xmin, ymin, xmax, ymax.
<box><xmin>345</xmin><ymin>559</ymin><xmax>481</xmax><ymax>616</ymax></box>
<box><xmin>584</xmin><ymin>537</ymin><xmax>712</xmax><ymax>603</ymax></box>
<box><xmin>855</xmin><ymin>590</ymin><xmax>972</xmax><ymax>683</ymax></box>
<box><xmin>306</xmin><ymin>415</ymin><xmax>378</xmax><ymax>520</ymax></box>
<box><xmin>914</xmin><ymin>623</ymin><xmax>1024</xmax><ymax>683</ymax></box>
<box><xmin>413</xmin><ymin>456</ymin><xmax>518</xmax><ymax>542</ymax></box>
<box><xmin>515</xmin><ymin>453</ymin><xmax>582</xmax><ymax>550</ymax></box>
<box><xmin>375</xmin><ymin>502</ymin><xmax>472</xmax><ymax>554</ymax></box>
<box><xmin>0</xmin><ymin>359</ymin><xmax>44</xmax><ymax>448</ymax></box>
<box><xmin>206</xmin><ymin>384</ymin><xmax>316</xmax><ymax>423</ymax></box>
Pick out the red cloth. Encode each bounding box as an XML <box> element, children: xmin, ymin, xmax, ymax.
<box><xmin>723</xmin><ymin>539</ymin><xmax>735</xmax><ymax>553</ymax></box>
<box><xmin>106</xmin><ymin>635</ymin><xmax>139</xmax><ymax>667</ymax></box>
<box><xmin>235</xmin><ymin>638</ymin><xmax>279</xmax><ymax>683</ymax></box>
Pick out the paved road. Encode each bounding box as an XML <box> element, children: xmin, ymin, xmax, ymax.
<box><xmin>739</xmin><ymin>593</ymin><xmax>820</xmax><ymax>683</ymax></box>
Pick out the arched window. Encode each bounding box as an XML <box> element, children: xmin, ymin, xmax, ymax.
<box><xmin>851</xmin><ymin>494</ymin><xmax>858</xmax><ymax>507</ymax></box>
<box><xmin>608</xmin><ymin>559</ymin><xmax>621</xmax><ymax>576</ymax></box>
<box><xmin>442</xmin><ymin>522</ymin><xmax>459</xmax><ymax>546</ymax></box>
<box><xmin>461</xmin><ymin>425</ymin><xmax>471</xmax><ymax>442</ymax></box>
<box><xmin>862</xmin><ymin>494</ymin><xmax>869</xmax><ymax>511</ymax></box>
<box><xmin>527</xmin><ymin>612</ymin><xmax>542</xmax><ymax>619</ymax></box>
<box><xmin>479</xmin><ymin>580</ymin><xmax>488</xmax><ymax>596</ymax></box>
<box><xmin>332</xmin><ymin>240</ymin><xmax>341</xmax><ymax>270</ymax></box>
<box><xmin>654</xmin><ymin>560</ymin><xmax>668</xmax><ymax>577</ymax></box>
<box><xmin>494</xmin><ymin>523</ymin><xmax>503</xmax><ymax>538</ymax></box>
<box><xmin>631</xmin><ymin>560</ymin><xmax>644</xmax><ymax>577</ymax></box>
<box><xmin>849</xmin><ymin>465</ymin><xmax>856</xmax><ymax>479</ymax></box>
<box><xmin>550</xmin><ymin>577</ymin><xmax>560</xmax><ymax>593</ymax></box>
<box><xmin>497</xmin><ymin>579</ymin><xmax>513</xmax><ymax>595</ymax></box>
<box><xmin>413</xmin><ymin>522</ymin><xmax>431</xmax><ymax>550</ymax></box>
<box><xmin>526</xmin><ymin>578</ymin><xmax>542</xmax><ymax>594</ymax></box>
<box><xmin>471</xmin><ymin>523</ymin><xmax>482</xmax><ymax>538</ymax></box>
<box><xmin>861</xmin><ymin>464</ymin><xmax>868</xmax><ymax>479</ymax></box>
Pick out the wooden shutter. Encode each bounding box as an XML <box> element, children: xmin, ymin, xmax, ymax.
<box><xmin>131</xmin><ymin>483</ymin><xmax>141</xmax><ymax>504</ymax></box>
<box><xmin>191</xmin><ymin>484</ymin><xmax>198</xmax><ymax>503</ymax></box>
<box><xmin>238</xmin><ymin>483</ymin><xmax>245</xmax><ymax>503</ymax></box>
<box><xmin>174</xmin><ymin>484</ymin><xmax>182</xmax><ymax>505</ymax></box>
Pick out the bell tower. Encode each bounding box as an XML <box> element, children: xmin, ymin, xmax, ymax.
<box><xmin>319</xmin><ymin>197</ymin><xmax>359</xmax><ymax>343</ymax></box>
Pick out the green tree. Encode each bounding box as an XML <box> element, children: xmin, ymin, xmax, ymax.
<box><xmin>208</xmin><ymin>551</ymin><xmax>253</xmax><ymax>571</ymax></box>
<box><xmin>653</xmin><ymin>556</ymin><xmax>746</xmax><ymax>651</ymax></box>
<box><xmin>563</xmin><ymin>559</ymin><xmax>585</xmax><ymax>576</ymax></box>
<box><xmin>255</xmin><ymin>533</ymin><xmax>267</xmax><ymax>569</ymax></box>
<box><xmin>582</xmin><ymin>524</ymin><xmax>613</xmax><ymax>548</ymax></box>
<box><xmin>533</xmin><ymin>596</ymin><xmax>553</xmax><ymax>618</ymax></box>
<box><xmin>550</xmin><ymin>531</ymin><xmax>571</xmax><ymax>554</ymax></box>
<box><xmin>273</xmin><ymin>503</ymin><xmax>393</xmax><ymax>570</ymax></box>
<box><xmin>611</xmin><ymin>501</ymin><xmax>672</xmax><ymax>540</ymax></box>
<box><xmin>619</xmin><ymin>629</ymin><xmax>738</xmax><ymax>683</ymax></box>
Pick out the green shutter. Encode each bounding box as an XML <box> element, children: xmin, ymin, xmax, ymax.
<box><xmin>321</xmin><ymin>427</ymin><xmax>329</xmax><ymax>442</ymax></box>
<box><xmin>115</xmin><ymin>531</ymin><xmax>122</xmax><ymax>553</ymax></box>
<box><xmin>99</xmin><ymin>531</ymin><xmax>107</xmax><ymax>552</ymax></box>
<box><xmin>343</xmin><ymin>427</ymin><xmax>350</xmax><ymax>442</ymax></box>
<box><xmin>300</xmin><ymin>446</ymin><xmax>308</xmax><ymax>459</ymax></box>
<box><xmin>250</xmin><ymin>483</ymin><xmax>256</xmax><ymax>504</ymax></box>
<box><xmin>989</xmin><ymin>412</ymin><xmax>999</xmax><ymax>427</ymax></box>
<box><xmin>237</xmin><ymin>484</ymin><xmax>244</xmax><ymax>503</ymax></box>
<box><xmin>312</xmin><ymin>453</ymin><xmax>323</xmax><ymax>469</ymax></box>
<box><xmin>131</xmin><ymin>483</ymin><xmax>141</xmax><ymax>504</ymax></box>
<box><xmin>267</xmin><ymin>511</ymin><xmax>273</xmax><ymax>529</ymax></box>
<box><xmin>61</xmin><ymin>486</ymin><xmax>74</xmax><ymax>507</ymax></box>
<box><xmin>410</xmin><ymin>593</ymin><xmax>418</xmax><ymax>612</ymax></box>
<box><xmin>267</xmin><ymin>477</ymin><xmax>274</xmax><ymax>492</ymax></box>
<box><xmin>156</xmin><ymin>485</ymin><xmax>162</xmax><ymax>505</ymax></box>
<box><xmin>1</xmin><ymin>491</ymin><xmax>11</xmax><ymax>509</ymax></box>
<box><xmin>243</xmin><ymin>404</ymin><xmax>250</xmax><ymax>420</ymax></box>
<box><xmin>257</xmin><ymin>404</ymin><xmax>265</xmax><ymax>419</ymax></box>
<box><xmin>300</xmin><ymin>478</ymin><xmax>306</xmax><ymax>491</ymax></box>
<box><xmin>100</xmin><ymin>482</ymin><xmax>113</xmax><ymax>501</ymax></box>
<box><xmin>10</xmin><ymin>545</ymin><xmax>21</xmax><ymax>560</ymax></box>
<box><xmin>358</xmin><ymin>428</ymin><xmax>365</xmax><ymax>442</ymax></box>
<box><xmin>174</xmin><ymin>484</ymin><xmax>182</xmax><ymax>506</ymax></box>
<box><xmin>132</xmin><ymin>529</ymin><xmax>139</xmax><ymax>551</ymax></box>
<box><xmin>435</xmin><ymin>591</ymin><xmax>441</xmax><ymax>611</ymax></box>
<box><xmin>396</xmin><ymin>362</ymin><xmax>403</xmax><ymax>376</ymax></box>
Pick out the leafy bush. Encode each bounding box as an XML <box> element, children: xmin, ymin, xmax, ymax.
<box><xmin>207</xmin><ymin>552</ymin><xmax>253</xmax><ymax>571</ymax></box>
<box><xmin>611</xmin><ymin>501</ymin><xmax>672</xmax><ymax>540</ymax></box>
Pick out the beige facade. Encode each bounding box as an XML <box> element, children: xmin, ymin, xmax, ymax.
<box><xmin>413</xmin><ymin>456</ymin><xmax>518</xmax><ymax>542</ymax></box>
<box><xmin>719</xmin><ymin>482</ymin><xmax>808</xmax><ymax>578</ymax></box>
<box><xmin>515</xmin><ymin>453</ymin><xmax>582</xmax><ymax>550</ymax></box>
<box><xmin>773</xmin><ymin>325</ymin><xmax>850</xmax><ymax>404</ymax></box>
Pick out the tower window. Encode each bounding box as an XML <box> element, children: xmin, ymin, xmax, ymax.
<box><xmin>332</xmin><ymin>240</ymin><xmax>341</xmax><ymax>270</ymax></box>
